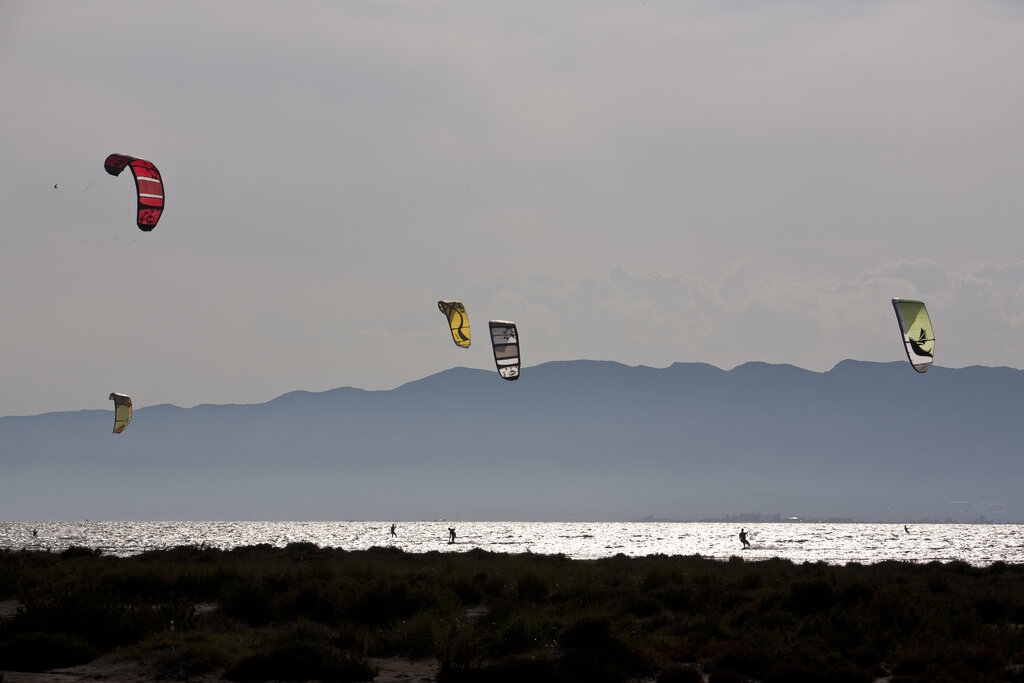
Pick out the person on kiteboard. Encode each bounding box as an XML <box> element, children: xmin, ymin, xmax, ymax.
<box><xmin>739</xmin><ymin>528</ymin><xmax>750</xmax><ymax>549</ymax></box>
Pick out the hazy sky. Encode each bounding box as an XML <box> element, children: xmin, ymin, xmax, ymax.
<box><xmin>2</xmin><ymin>1</ymin><xmax>1023</xmax><ymax>417</ymax></box>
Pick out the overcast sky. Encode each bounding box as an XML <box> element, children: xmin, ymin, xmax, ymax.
<box><xmin>2</xmin><ymin>1</ymin><xmax>1023</xmax><ymax>417</ymax></box>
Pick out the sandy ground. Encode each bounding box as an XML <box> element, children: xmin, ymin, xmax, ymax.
<box><xmin>1</xmin><ymin>655</ymin><xmax>438</xmax><ymax>682</ymax></box>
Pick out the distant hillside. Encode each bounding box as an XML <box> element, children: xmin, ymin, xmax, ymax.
<box><xmin>2</xmin><ymin>360</ymin><xmax>1022</xmax><ymax>522</ymax></box>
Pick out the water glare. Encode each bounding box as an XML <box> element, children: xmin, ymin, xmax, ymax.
<box><xmin>2</xmin><ymin>521</ymin><xmax>1022</xmax><ymax>565</ymax></box>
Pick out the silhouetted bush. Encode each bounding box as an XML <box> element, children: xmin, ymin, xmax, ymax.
<box><xmin>516</xmin><ymin>572</ymin><xmax>548</xmax><ymax>603</ymax></box>
<box><xmin>0</xmin><ymin>551</ymin><xmax>21</xmax><ymax>598</ymax></box>
<box><xmin>142</xmin><ymin>632</ymin><xmax>233</xmax><ymax>679</ymax></box>
<box><xmin>7</xmin><ymin>593</ymin><xmax>189</xmax><ymax>652</ymax></box>
<box><xmin>462</xmin><ymin>655</ymin><xmax>563</xmax><ymax>683</ymax></box>
<box><xmin>762</xmin><ymin>662</ymin><xmax>872</xmax><ymax>683</ymax></box>
<box><xmin>347</xmin><ymin>578</ymin><xmax>439</xmax><ymax>626</ymax></box>
<box><xmin>0</xmin><ymin>631</ymin><xmax>95</xmax><ymax>671</ymax></box>
<box><xmin>492</xmin><ymin>607</ymin><xmax>557</xmax><ymax>657</ymax></box>
<box><xmin>838</xmin><ymin>581</ymin><xmax>873</xmax><ymax>606</ymax></box>
<box><xmin>219</xmin><ymin>578</ymin><xmax>276</xmax><ymax>626</ymax></box>
<box><xmin>4</xmin><ymin>544</ymin><xmax>1024</xmax><ymax>680</ymax></box>
<box><xmin>975</xmin><ymin>597</ymin><xmax>1006</xmax><ymax>623</ymax></box>
<box><xmin>656</xmin><ymin>664</ymin><xmax>704</xmax><ymax>683</ymax></box>
<box><xmin>558</xmin><ymin>615</ymin><xmax>655</xmax><ymax>680</ymax></box>
<box><xmin>59</xmin><ymin>545</ymin><xmax>101</xmax><ymax>560</ymax></box>
<box><xmin>226</xmin><ymin>639</ymin><xmax>376</xmax><ymax>681</ymax></box>
<box><xmin>786</xmin><ymin>579</ymin><xmax>835</xmax><ymax>614</ymax></box>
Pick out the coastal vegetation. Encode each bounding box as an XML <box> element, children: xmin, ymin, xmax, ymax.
<box><xmin>2</xmin><ymin>544</ymin><xmax>1024</xmax><ymax>681</ymax></box>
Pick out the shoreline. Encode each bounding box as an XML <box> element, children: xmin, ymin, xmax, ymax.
<box><xmin>4</xmin><ymin>521</ymin><xmax>1022</xmax><ymax>566</ymax></box>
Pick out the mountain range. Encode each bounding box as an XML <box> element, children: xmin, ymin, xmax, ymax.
<box><xmin>2</xmin><ymin>359</ymin><xmax>1022</xmax><ymax>523</ymax></box>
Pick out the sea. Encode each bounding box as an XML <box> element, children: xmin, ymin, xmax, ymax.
<box><xmin>2</xmin><ymin>521</ymin><xmax>1024</xmax><ymax>566</ymax></box>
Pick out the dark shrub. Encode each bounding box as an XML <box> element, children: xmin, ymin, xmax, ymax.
<box><xmin>452</xmin><ymin>576</ymin><xmax>484</xmax><ymax>605</ymax></box>
<box><xmin>8</xmin><ymin>543</ymin><xmax>1024</xmax><ymax>683</ymax></box>
<box><xmin>9</xmin><ymin>594</ymin><xmax>186</xmax><ymax>652</ymax></box>
<box><xmin>281</xmin><ymin>585</ymin><xmax>343</xmax><ymax>624</ymax></box>
<box><xmin>556</xmin><ymin>653</ymin><xmax>630</xmax><ymax>683</ymax></box>
<box><xmin>762</xmin><ymin>661</ymin><xmax>873</xmax><ymax>683</ymax></box>
<box><xmin>440</xmin><ymin>655</ymin><xmax>562</xmax><ymax>683</ymax></box>
<box><xmin>657</xmin><ymin>664</ymin><xmax>704</xmax><ymax>683</ymax></box>
<box><xmin>843</xmin><ymin>643</ymin><xmax>883</xmax><ymax>671</ymax></box>
<box><xmin>559</xmin><ymin>615</ymin><xmax>613</xmax><ymax>651</ymax></box>
<box><xmin>838</xmin><ymin>581</ymin><xmax>873</xmax><ymax>606</ymax></box>
<box><xmin>0</xmin><ymin>631</ymin><xmax>96</xmax><ymax>671</ymax></box>
<box><xmin>890</xmin><ymin>651</ymin><xmax>928</xmax><ymax>676</ymax></box>
<box><xmin>516</xmin><ymin>573</ymin><xmax>548</xmax><ymax>603</ymax></box>
<box><xmin>471</xmin><ymin>571</ymin><xmax>506</xmax><ymax>599</ymax></box>
<box><xmin>736</xmin><ymin>572</ymin><xmax>762</xmax><ymax>590</ymax></box>
<box><xmin>764</xmin><ymin>633</ymin><xmax>876</xmax><ymax>681</ymax></box>
<box><xmin>60</xmin><ymin>546</ymin><xmax>101</xmax><ymax>560</ymax></box>
<box><xmin>232</xmin><ymin>543</ymin><xmax>276</xmax><ymax>554</ymax></box>
<box><xmin>625</xmin><ymin>593</ymin><xmax>662</xmax><ymax>618</ymax></box>
<box><xmin>225</xmin><ymin>640</ymin><xmax>376</xmax><ymax>682</ymax></box>
<box><xmin>99</xmin><ymin>571</ymin><xmax>170</xmax><ymax>604</ymax></box>
<box><xmin>151</xmin><ymin>638</ymin><xmax>231</xmax><ymax>679</ymax></box>
<box><xmin>0</xmin><ymin>552</ymin><xmax>20</xmax><ymax>598</ymax></box>
<box><xmin>219</xmin><ymin>579</ymin><xmax>275</xmax><ymax>626</ymax></box>
<box><xmin>707</xmin><ymin>672</ymin><xmax>745</xmax><ymax>683</ymax></box>
<box><xmin>283</xmin><ymin>541</ymin><xmax>319</xmax><ymax>555</ymax></box>
<box><xmin>382</xmin><ymin>610</ymin><xmax>437</xmax><ymax>658</ymax></box>
<box><xmin>975</xmin><ymin>598</ymin><xmax>1006</xmax><ymax>623</ymax></box>
<box><xmin>640</xmin><ymin>569</ymin><xmax>670</xmax><ymax>591</ymax></box>
<box><xmin>558</xmin><ymin>616</ymin><xmax>653</xmax><ymax>680</ymax></box>
<box><xmin>433</xmin><ymin>616</ymin><xmax>485</xmax><ymax>677</ymax></box>
<box><xmin>348</xmin><ymin>580</ymin><xmax>437</xmax><ymax>626</ymax></box>
<box><xmin>651</xmin><ymin>585</ymin><xmax>692</xmax><ymax>612</ymax></box>
<box><xmin>365</xmin><ymin>545</ymin><xmax>404</xmax><ymax>556</ymax></box>
<box><xmin>787</xmin><ymin>580</ymin><xmax>834</xmax><ymax>614</ymax></box>
<box><xmin>492</xmin><ymin>608</ymin><xmax>556</xmax><ymax>657</ymax></box>
<box><xmin>707</xmin><ymin>640</ymin><xmax>770</xmax><ymax>678</ymax></box>
<box><xmin>689</xmin><ymin>614</ymin><xmax>728</xmax><ymax>646</ymax></box>
<box><xmin>171</xmin><ymin>566</ymin><xmax>237</xmax><ymax>601</ymax></box>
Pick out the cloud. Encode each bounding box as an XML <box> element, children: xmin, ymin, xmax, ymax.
<box><xmin>476</xmin><ymin>259</ymin><xmax>1024</xmax><ymax>372</ymax></box>
<box><xmin>2</xmin><ymin>1</ymin><xmax>1023</xmax><ymax>416</ymax></box>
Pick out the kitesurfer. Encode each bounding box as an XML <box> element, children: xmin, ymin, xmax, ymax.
<box><xmin>739</xmin><ymin>528</ymin><xmax>750</xmax><ymax>549</ymax></box>
<box><xmin>448</xmin><ymin>527</ymin><xmax>456</xmax><ymax>544</ymax></box>
<box><xmin>390</xmin><ymin>523</ymin><xmax>397</xmax><ymax>537</ymax></box>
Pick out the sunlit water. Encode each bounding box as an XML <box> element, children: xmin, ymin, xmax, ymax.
<box><xmin>2</xmin><ymin>521</ymin><xmax>1023</xmax><ymax>566</ymax></box>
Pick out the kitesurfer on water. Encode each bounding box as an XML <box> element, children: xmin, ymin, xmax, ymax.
<box><xmin>390</xmin><ymin>523</ymin><xmax>397</xmax><ymax>537</ymax></box>
<box><xmin>448</xmin><ymin>527</ymin><xmax>456</xmax><ymax>544</ymax></box>
<box><xmin>739</xmin><ymin>528</ymin><xmax>750</xmax><ymax>549</ymax></box>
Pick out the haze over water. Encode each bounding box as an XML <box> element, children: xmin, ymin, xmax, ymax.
<box><xmin>3</xmin><ymin>521</ymin><xmax>1023</xmax><ymax>566</ymax></box>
